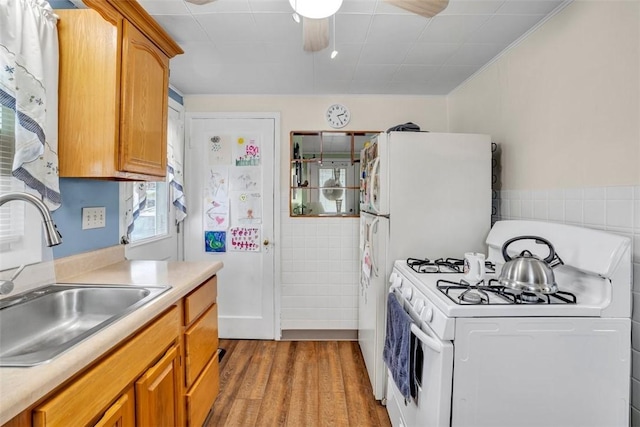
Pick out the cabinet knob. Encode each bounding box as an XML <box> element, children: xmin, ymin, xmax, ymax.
<box><xmin>263</xmin><ymin>239</ymin><xmax>269</xmax><ymax>246</ymax></box>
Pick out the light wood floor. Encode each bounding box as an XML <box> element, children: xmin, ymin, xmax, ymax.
<box><xmin>205</xmin><ymin>340</ymin><xmax>392</xmax><ymax>427</ymax></box>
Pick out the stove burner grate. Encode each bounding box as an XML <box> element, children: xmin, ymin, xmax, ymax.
<box><xmin>437</xmin><ymin>278</ymin><xmax>577</xmax><ymax>305</ymax></box>
<box><xmin>407</xmin><ymin>257</ymin><xmax>496</xmax><ymax>274</ymax></box>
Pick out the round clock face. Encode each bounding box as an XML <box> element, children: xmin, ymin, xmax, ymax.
<box><xmin>326</xmin><ymin>104</ymin><xmax>350</xmax><ymax>128</ymax></box>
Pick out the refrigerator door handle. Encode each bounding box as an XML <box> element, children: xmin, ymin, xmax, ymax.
<box><xmin>368</xmin><ymin>157</ymin><xmax>381</xmax><ymax>215</ymax></box>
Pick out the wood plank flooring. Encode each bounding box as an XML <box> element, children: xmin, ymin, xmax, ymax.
<box><xmin>205</xmin><ymin>340</ymin><xmax>391</xmax><ymax>427</ymax></box>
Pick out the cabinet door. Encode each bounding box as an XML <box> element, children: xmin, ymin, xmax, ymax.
<box><xmin>120</xmin><ymin>19</ymin><xmax>169</xmax><ymax>177</ymax></box>
<box><xmin>94</xmin><ymin>387</ymin><xmax>135</xmax><ymax>427</ymax></box>
<box><xmin>135</xmin><ymin>345</ymin><xmax>183</xmax><ymax>427</ymax></box>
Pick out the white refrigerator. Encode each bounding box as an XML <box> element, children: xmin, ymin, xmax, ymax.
<box><xmin>358</xmin><ymin>131</ymin><xmax>492</xmax><ymax>400</ymax></box>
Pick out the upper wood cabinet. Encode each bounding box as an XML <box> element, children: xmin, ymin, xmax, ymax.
<box><xmin>56</xmin><ymin>0</ymin><xmax>183</xmax><ymax>180</ymax></box>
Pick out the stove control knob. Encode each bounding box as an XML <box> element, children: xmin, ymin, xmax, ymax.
<box><xmin>402</xmin><ymin>287</ymin><xmax>412</xmax><ymax>300</ymax></box>
<box><xmin>423</xmin><ymin>307</ymin><xmax>434</xmax><ymax>323</ymax></box>
<box><xmin>413</xmin><ymin>298</ymin><xmax>425</xmax><ymax>314</ymax></box>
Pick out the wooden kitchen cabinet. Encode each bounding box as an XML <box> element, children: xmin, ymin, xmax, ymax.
<box><xmin>93</xmin><ymin>387</ymin><xmax>135</xmax><ymax>427</ymax></box>
<box><xmin>55</xmin><ymin>0</ymin><xmax>182</xmax><ymax>180</ymax></box>
<box><xmin>182</xmin><ymin>276</ymin><xmax>220</xmax><ymax>426</ymax></box>
<box><xmin>32</xmin><ymin>306</ymin><xmax>180</xmax><ymax>427</ymax></box>
<box><xmin>136</xmin><ymin>345</ymin><xmax>183</xmax><ymax>427</ymax></box>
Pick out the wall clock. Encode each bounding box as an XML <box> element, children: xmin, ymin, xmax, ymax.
<box><xmin>326</xmin><ymin>104</ymin><xmax>350</xmax><ymax>129</ymax></box>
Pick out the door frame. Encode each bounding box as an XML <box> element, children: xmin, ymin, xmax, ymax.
<box><xmin>184</xmin><ymin>111</ymin><xmax>282</xmax><ymax>339</ymax></box>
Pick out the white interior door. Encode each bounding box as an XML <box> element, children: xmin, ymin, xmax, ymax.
<box><xmin>184</xmin><ymin>113</ymin><xmax>279</xmax><ymax>339</ymax></box>
<box><xmin>123</xmin><ymin>98</ymin><xmax>184</xmax><ymax>261</ymax></box>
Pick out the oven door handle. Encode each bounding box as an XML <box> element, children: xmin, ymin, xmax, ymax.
<box><xmin>411</xmin><ymin>323</ymin><xmax>443</xmax><ymax>353</ymax></box>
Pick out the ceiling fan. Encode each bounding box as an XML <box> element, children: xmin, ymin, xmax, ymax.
<box><xmin>184</xmin><ymin>0</ymin><xmax>449</xmax><ymax>52</ymax></box>
<box><xmin>296</xmin><ymin>0</ymin><xmax>450</xmax><ymax>52</ymax></box>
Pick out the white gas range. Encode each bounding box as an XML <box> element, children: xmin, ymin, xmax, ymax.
<box><xmin>385</xmin><ymin>220</ymin><xmax>631</xmax><ymax>427</ymax></box>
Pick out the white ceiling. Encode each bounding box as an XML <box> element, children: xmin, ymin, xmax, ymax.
<box><xmin>134</xmin><ymin>0</ymin><xmax>569</xmax><ymax>95</ymax></box>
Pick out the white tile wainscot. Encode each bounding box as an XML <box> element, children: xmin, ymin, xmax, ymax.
<box><xmin>280</xmin><ymin>216</ymin><xmax>360</xmax><ymax>331</ymax></box>
<box><xmin>497</xmin><ymin>185</ymin><xmax>639</xmax><ymax>422</ymax></box>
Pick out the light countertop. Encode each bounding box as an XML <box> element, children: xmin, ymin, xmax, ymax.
<box><xmin>0</xmin><ymin>259</ymin><xmax>223</xmax><ymax>425</ymax></box>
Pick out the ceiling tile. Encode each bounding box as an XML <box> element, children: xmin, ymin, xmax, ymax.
<box><xmin>439</xmin><ymin>0</ymin><xmax>504</xmax><ymax>16</ymax></box>
<box><xmin>153</xmin><ymin>15</ymin><xmax>210</xmax><ymax>42</ymax></box>
<box><xmin>392</xmin><ymin>64</ymin><xmax>439</xmax><ymax>83</ymax></box>
<box><xmin>358</xmin><ymin>42</ymin><xmax>412</xmax><ymax>64</ymax></box>
<box><xmin>365</xmin><ymin>14</ymin><xmax>430</xmax><ymax>44</ymax></box>
<box><xmin>496</xmin><ymin>0</ymin><xmax>564</xmax><ymax>15</ymax></box>
<box><xmin>137</xmin><ymin>0</ymin><xmax>190</xmax><ymax>15</ymax></box>
<box><xmin>195</xmin><ymin>13</ymin><xmax>260</xmax><ymax>42</ymax></box>
<box><xmin>419</xmin><ymin>15</ymin><xmax>490</xmax><ymax>43</ymax></box>
<box><xmin>248</xmin><ymin>0</ymin><xmax>293</xmax><ymax>13</ymax></box>
<box><xmin>470</xmin><ymin>14</ymin><xmax>546</xmax><ymax>44</ymax></box>
<box><xmin>185</xmin><ymin>0</ymin><xmax>251</xmax><ymax>14</ymax></box>
<box><xmin>253</xmin><ymin>12</ymin><xmax>303</xmax><ymax>42</ymax></box>
<box><xmin>444</xmin><ymin>43</ymin><xmax>506</xmax><ymax>66</ymax></box>
<box><xmin>352</xmin><ymin>63</ymin><xmax>398</xmax><ymax>81</ymax></box>
<box><xmin>404</xmin><ymin>43</ymin><xmax>460</xmax><ymax>65</ymax></box>
<box><xmin>339</xmin><ymin>0</ymin><xmax>378</xmax><ymax>14</ymax></box>
<box><xmin>335</xmin><ymin>14</ymin><xmax>373</xmax><ymax>43</ymax></box>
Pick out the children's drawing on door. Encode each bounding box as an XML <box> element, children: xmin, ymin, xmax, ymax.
<box><xmin>232</xmin><ymin>135</ymin><xmax>260</xmax><ymax>166</ymax></box>
<box><xmin>203</xmin><ymin>196</ymin><xmax>229</xmax><ymax>230</ymax></box>
<box><xmin>230</xmin><ymin>166</ymin><xmax>261</xmax><ymax>191</ymax></box>
<box><xmin>231</xmin><ymin>192</ymin><xmax>261</xmax><ymax>224</ymax></box>
<box><xmin>206</xmin><ymin>166</ymin><xmax>229</xmax><ymax>199</ymax></box>
<box><xmin>229</xmin><ymin>226</ymin><xmax>260</xmax><ymax>252</ymax></box>
<box><xmin>208</xmin><ymin>134</ymin><xmax>232</xmax><ymax>165</ymax></box>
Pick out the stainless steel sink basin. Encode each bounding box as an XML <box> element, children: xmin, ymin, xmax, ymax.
<box><xmin>0</xmin><ymin>284</ymin><xmax>171</xmax><ymax>367</ymax></box>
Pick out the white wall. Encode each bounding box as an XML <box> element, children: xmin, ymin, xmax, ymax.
<box><xmin>185</xmin><ymin>95</ymin><xmax>448</xmax><ymax>331</ymax></box>
<box><xmin>448</xmin><ymin>0</ymin><xmax>640</xmax><ymax>190</ymax></box>
<box><xmin>446</xmin><ymin>0</ymin><xmax>640</xmax><ymax>422</ymax></box>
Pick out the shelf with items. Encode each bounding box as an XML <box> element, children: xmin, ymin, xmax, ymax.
<box><xmin>289</xmin><ymin>130</ymin><xmax>379</xmax><ymax>217</ymax></box>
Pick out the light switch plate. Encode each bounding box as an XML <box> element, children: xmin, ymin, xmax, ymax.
<box><xmin>82</xmin><ymin>207</ymin><xmax>106</xmax><ymax>230</ymax></box>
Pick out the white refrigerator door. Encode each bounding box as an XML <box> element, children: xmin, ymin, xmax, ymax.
<box><xmin>358</xmin><ymin>212</ymin><xmax>389</xmax><ymax>400</ymax></box>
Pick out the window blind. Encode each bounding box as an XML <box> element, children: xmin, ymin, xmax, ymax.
<box><xmin>0</xmin><ymin>104</ymin><xmax>25</xmax><ymax>245</ymax></box>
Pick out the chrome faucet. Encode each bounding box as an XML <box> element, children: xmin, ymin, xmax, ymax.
<box><xmin>0</xmin><ymin>192</ymin><xmax>62</xmax><ymax>247</ymax></box>
<box><xmin>0</xmin><ymin>192</ymin><xmax>63</xmax><ymax>295</ymax></box>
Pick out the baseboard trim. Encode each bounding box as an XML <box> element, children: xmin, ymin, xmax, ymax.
<box><xmin>280</xmin><ymin>329</ymin><xmax>357</xmax><ymax>341</ymax></box>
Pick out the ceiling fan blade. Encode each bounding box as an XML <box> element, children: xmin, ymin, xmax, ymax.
<box><xmin>384</xmin><ymin>0</ymin><xmax>449</xmax><ymax>18</ymax></box>
<box><xmin>184</xmin><ymin>0</ymin><xmax>217</xmax><ymax>5</ymax></box>
<box><xmin>302</xmin><ymin>17</ymin><xmax>329</xmax><ymax>52</ymax></box>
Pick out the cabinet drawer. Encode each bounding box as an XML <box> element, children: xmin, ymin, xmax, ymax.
<box><xmin>33</xmin><ymin>307</ymin><xmax>179</xmax><ymax>427</ymax></box>
<box><xmin>185</xmin><ymin>303</ymin><xmax>219</xmax><ymax>387</ymax></box>
<box><xmin>186</xmin><ymin>353</ymin><xmax>219</xmax><ymax>427</ymax></box>
<box><xmin>184</xmin><ymin>276</ymin><xmax>217</xmax><ymax>325</ymax></box>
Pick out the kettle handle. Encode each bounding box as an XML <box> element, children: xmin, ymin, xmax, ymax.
<box><xmin>502</xmin><ymin>235</ymin><xmax>556</xmax><ymax>263</ymax></box>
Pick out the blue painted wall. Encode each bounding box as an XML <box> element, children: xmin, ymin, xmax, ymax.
<box><xmin>52</xmin><ymin>179</ymin><xmax>121</xmax><ymax>258</ymax></box>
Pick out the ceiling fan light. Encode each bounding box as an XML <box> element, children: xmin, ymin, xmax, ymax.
<box><xmin>288</xmin><ymin>0</ymin><xmax>343</xmax><ymax>19</ymax></box>
<box><xmin>292</xmin><ymin>12</ymin><xmax>300</xmax><ymax>23</ymax></box>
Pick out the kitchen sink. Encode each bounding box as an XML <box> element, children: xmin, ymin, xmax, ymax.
<box><xmin>0</xmin><ymin>284</ymin><xmax>171</xmax><ymax>367</ymax></box>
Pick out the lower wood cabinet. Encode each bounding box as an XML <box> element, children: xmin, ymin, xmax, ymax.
<box><xmin>32</xmin><ymin>307</ymin><xmax>180</xmax><ymax>427</ymax></box>
<box><xmin>136</xmin><ymin>345</ymin><xmax>183</xmax><ymax>427</ymax></box>
<box><xmin>2</xmin><ymin>274</ymin><xmax>221</xmax><ymax>427</ymax></box>
<box><xmin>94</xmin><ymin>388</ymin><xmax>135</xmax><ymax>427</ymax></box>
<box><xmin>182</xmin><ymin>276</ymin><xmax>220</xmax><ymax>426</ymax></box>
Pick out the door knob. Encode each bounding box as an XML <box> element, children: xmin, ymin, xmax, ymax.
<box><xmin>263</xmin><ymin>239</ymin><xmax>269</xmax><ymax>246</ymax></box>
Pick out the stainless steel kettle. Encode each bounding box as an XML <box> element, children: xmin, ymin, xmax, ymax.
<box><xmin>498</xmin><ymin>236</ymin><xmax>558</xmax><ymax>294</ymax></box>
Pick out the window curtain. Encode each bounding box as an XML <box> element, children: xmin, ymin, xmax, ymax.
<box><xmin>0</xmin><ymin>0</ymin><xmax>61</xmax><ymax>210</ymax></box>
<box><xmin>123</xmin><ymin>183</ymin><xmax>147</xmax><ymax>243</ymax></box>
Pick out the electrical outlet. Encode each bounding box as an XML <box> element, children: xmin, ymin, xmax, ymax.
<box><xmin>82</xmin><ymin>207</ymin><xmax>106</xmax><ymax>230</ymax></box>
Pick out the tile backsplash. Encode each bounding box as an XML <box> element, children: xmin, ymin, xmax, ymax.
<box><xmin>280</xmin><ymin>216</ymin><xmax>360</xmax><ymax>331</ymax></box>
<box><xmin>497</xmin><ymin>185</ymin><xmax>639</xmax><ymax>422</ymax></box>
